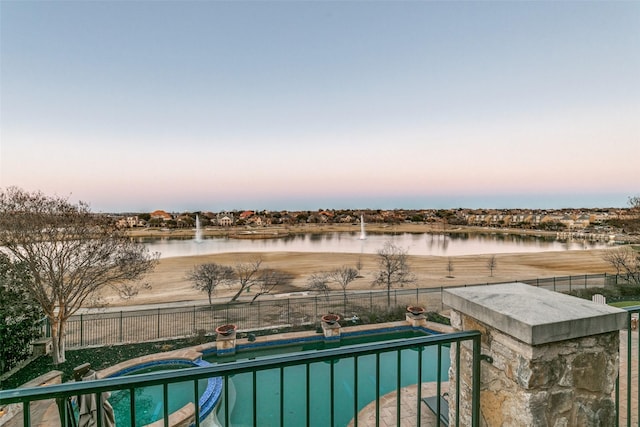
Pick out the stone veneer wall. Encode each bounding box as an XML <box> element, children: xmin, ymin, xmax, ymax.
<box><xmin>444</xmin><ymin>282</ymin><xmax>626</xmax><ymax>427</ymax></box>
<box><xmin>448</xmin><ymin>309</ymin><xmax>619</xmax><ymax>426</ymax></box>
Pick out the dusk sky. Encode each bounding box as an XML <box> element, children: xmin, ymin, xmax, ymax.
<box><xmin>1</xmin><ymin>1</ymin><xmax>638</xmax><ymax>213</ymax></box>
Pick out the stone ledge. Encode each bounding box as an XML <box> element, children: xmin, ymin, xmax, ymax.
<box><xmin>443</xmin><ymin>282</ymin><xmax>627</xmax><ymax>345</ymax></box>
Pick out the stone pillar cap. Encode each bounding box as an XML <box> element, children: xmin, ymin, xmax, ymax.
<box><xmin>443</xmin><ymin>282</ymin><xmax>627</xmax><ymax>345</ymax></box>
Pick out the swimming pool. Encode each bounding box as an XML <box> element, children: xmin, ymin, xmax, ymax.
<box><xmin>99</xmin><ymin>323</ymin><xmax>448</xmax><ymax>426</ymax></box>
<box><xmin>208</xmin><ymin>327</ymin><xmax>450</xmax><ymax>427</ymax></box>
<box><xmin>106</xmin><ymin>359</ymin><xmax>221</xmax><ymax>427</ymax></box>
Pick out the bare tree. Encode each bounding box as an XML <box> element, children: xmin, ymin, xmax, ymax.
<box><xmin>446</xmin><ymin>258</ymin><xmax>455</xmax><ymax>278</ymax></box>
<box><xmin>308</xmin><ymin>272</ymin><xmax>331</xmax><ymax>298</ymax></box>
<box><xmin>0</xmin><ymin>187</ymin><xmax>158</xmax><ymax>363</ymax></box>
<box><xmin>329</xmin><ymin>266</ymin><xmax>359</xmax><ymax>307</ymax></box>
<box><xmin>603</xmin><ymin>247</ymin><xmax>640</xmax><ymax>285</ymax></box>
<box><xmin>250</xmin><ymin>269</ymin><xmax>292</xmax><ymax>304</ymax></box>
<box><xmin>187</xmin><ymin>263</ymin><xmax>234</xmax><ymax>304</ymax></box>
<box><xmin>487</xmin><ymin>255</ymin><xmax>497</xmax><ymax>277</ymax></box>
<box><xmin>612</xmin><ymin>195</ymin><xmax>640</xmax><ymax>233</ymax></box>
<box><xmin>229</xmin><ymin>258</ymin><xmax>263</xmax><ymax>302</ymax></box>
<box><xmin>372</xmin><ymin>242</ymin><xmax>413</xmax><ymax>307</ymax></box>
<box><xmin>628</xmin><ymin>195</ymin><xmax>640</xmax><ymax>232</ymax></box>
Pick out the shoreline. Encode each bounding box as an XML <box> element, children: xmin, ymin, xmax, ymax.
<box><xmin>128</xmin><ymin>222</ymin><xmax>628</xmax><ymax>241</ymax></box>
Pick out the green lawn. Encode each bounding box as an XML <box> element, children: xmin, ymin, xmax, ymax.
<box><xmin>610</xmin><ymin>301</ymin><xmax>640</xmax><ymax>308</ymax></box>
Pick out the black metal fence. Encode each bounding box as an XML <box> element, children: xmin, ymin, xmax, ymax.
<box><xmin>51</xmin><ymin>273</ymin><xmax>629</xmax><ymax>349</ymax></box>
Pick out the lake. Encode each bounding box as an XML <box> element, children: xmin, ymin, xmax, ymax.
<box><xmin>139</xmin><ymin>231</ymin><xmax>613</xmax><ymax>259</ymax></box>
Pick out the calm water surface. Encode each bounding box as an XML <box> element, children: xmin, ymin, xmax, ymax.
<box><xmin>140</xmin><ymin>231</ymin><xmax>612</xmax><ymax>259</ymax></box>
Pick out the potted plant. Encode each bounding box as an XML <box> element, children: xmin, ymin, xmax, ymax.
<box><xmin>215</xmin><ymin>324</ymin><xmax>237</xmax><ymax>336</ymax></box>
<box><xmin>407</xmin><ymin>306</ymin><xmax>426</xmax><ymax>316</ymax></box>
<box><xmin>321</xmin><ymin>314</ymin><xmax>340</xmax><ymax>325</ymax></box>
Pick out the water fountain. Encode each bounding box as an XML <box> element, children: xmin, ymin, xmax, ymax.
<box><xmin>359</xmin><ymin>215</ymin><xmax>367</xmax><ymax>240</ymax></box>
<box><xmin>194</xmin><ymin>215</ymin><xmax>203</xmax><ymax>243</ymax></box>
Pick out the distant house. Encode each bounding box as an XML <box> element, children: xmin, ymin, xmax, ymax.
<box><xmin>319</xmin><ymin>211</ymin><xmax>334</xmax><ymax>223</ymax></box>
<box><xmin>150</xmin><ymin>210</ymin><xmax>172</xmax><ymax>221</ymax></box>
<box><xmin>248</xmin><ymin>216</ymin><xmax>264</xmax><ymax>226</ymax></box>
<box><xmin>217</xmin><ymin>212</ymin><xmax>234</xmax><ymax>227</ymax></box>
<box><xmin>340</xmin><ymin>215</ymin><xmax>354</xmax><ymax>223</ymax></box>
<box><xmin>239</xmin><ymin>211</ymin><xmax>254</xmax><ymax>221</ymax></box>
<box><xmin>116</xmin><ymin>216</ymin><xmax>141</xmax><ymax>228</ymax></box>
<box><xmin>573</xmin><ymin>214</ymin><xmax>591</xmax><ymax>229</ymax></box>
<box><xmin>468</xmin><ymin>214</ymin><xmax>489</xmax><ymax>226</ymax></box>
<box><xmin>556</xmin><ymin>215</ymin><xmax>575</xmax><ymax>229</ymax></box>
<box><xmin>509</xmin><ymin>214</ymin><xmax>527</xmax><ymax>226</ymax></box>
<box><xmin>489</xmin><ymin>214</ymin><xmax>509</xmax><ymax>227</ymax></box>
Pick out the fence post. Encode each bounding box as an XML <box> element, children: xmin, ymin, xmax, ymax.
<box><xmin>569</xmin><ymin>276</ymin><xmax>572</xmax><ymax>293</ymax></box>
<box><xmin>80</xmin><ymin>314</ymin><xmax>84</xmax><ymax>347</ymax></box>
<box><xmin>553</xmin><ymin>276</ymin><xmax>556</xmax><ymax>292</ymax></box>
<box><xmin>193</xmin><ymin>306</ymin><xmax>196</xmax><ymax>333</ymax></box>
<box><xmin>157</xmin><ymin>308</ymin><xmax>161</xmax><ymax>339</ymax></box>
<box><xmin>119</xmin><ymin>311</ymin><xmax>123</xmax><ymax>342</ymax></box>
<box><xmin>287</xmin><ymin>299</ymin><xmax>291</xmax><ymax>325</ymax></box>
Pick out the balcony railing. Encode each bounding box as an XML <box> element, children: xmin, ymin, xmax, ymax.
<box><xmin>619</xmin><ymin>305</ymin><xmax>640</xmax><ymax>427</ymax></box>
<box><xmin>0</xmin><ymin>331</ymin><xmax>482</xmax><ymax>427</ymax></box>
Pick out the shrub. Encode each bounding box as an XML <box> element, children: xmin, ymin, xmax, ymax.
<box><xmin>0</xmin><ymin>255</ymin><xmax>44</xmax><ymax>375</ymax></box>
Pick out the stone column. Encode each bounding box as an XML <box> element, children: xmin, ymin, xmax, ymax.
<box><xmin>405</xmin><ymin>312</ymin><xmax>427</xmax><ymax>328</ymax></box>
<box><xmin>216</xmin><ymin>329</ymin><xmax>237</xmax><ymax>356</ymax></box>
<box><xmin>443</xmin><ymin>282</ymin><xmax>626</xmax><ymax>427</ymax></box>
<box><xmin>321</xmin><ymin>320</ymin><xmax>341</xmax><ymax>342</ymax></box>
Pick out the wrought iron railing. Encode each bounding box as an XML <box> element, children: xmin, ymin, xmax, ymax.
<box><xmin>0</xmin><ymin>330</ymin><xmax>482</xmax><ymax>427</ymax></box>
<box><xmin>619</xmin><ymin>305</ymin><xmax>640</xmax><ymax>427</ymax></box>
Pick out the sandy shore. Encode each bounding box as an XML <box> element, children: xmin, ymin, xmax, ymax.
<box><xmin>98</xmin><ymin>244</ymin><xmax>619</xmax><ymax>308</ymax></box>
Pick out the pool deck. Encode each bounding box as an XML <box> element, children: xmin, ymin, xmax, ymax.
<box><xmin>348</xmin><ymin>381</ymin><xmax>450</xmax><ymax>427</ymax></box>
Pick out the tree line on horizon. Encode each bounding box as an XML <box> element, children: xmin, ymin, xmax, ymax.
<box><xmin>120</xmin><ymin>200</ymin><xmax>640</xmax><ymax>235</ymax></box>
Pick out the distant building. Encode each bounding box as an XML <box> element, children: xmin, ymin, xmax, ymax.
<box><xmin>150</xmin><ymin>210</ymin><xmax>172</xmax><ymax>221</ymax></box>
<box><xmin>217</xmin><ymin>212</ymin><xmax>234</xmax><ymax>226</ymax></box>
<box><xmin>116</xmin><ymin>216</ymin><xmax>142</xmax><ymax>228</ymax></box>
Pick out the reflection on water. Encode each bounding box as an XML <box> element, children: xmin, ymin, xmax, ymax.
<box><xmin>140</xmin><ymin>232</ymin><xmax>612</xmax><ymax>259</ymax></box>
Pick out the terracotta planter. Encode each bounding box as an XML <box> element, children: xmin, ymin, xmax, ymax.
<box><xmin>215</xmin><ymin>324</ymin><xmax>237</xmax><ymax>336</ymax></box>
<box><xmin>321</xmin><ymin>314</ymin><xmax>340</xmax><ymax>325</ymax></box>
<box><xmin>407</xmin><ymin>306</ymin><xmax>426</xmax><ymax>316</ymax></box>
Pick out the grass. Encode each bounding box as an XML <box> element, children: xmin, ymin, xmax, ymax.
<box><xmin>610</xmin><ymin>301</ymin><xmax>640</xmax><ymax>308</ymax></box>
